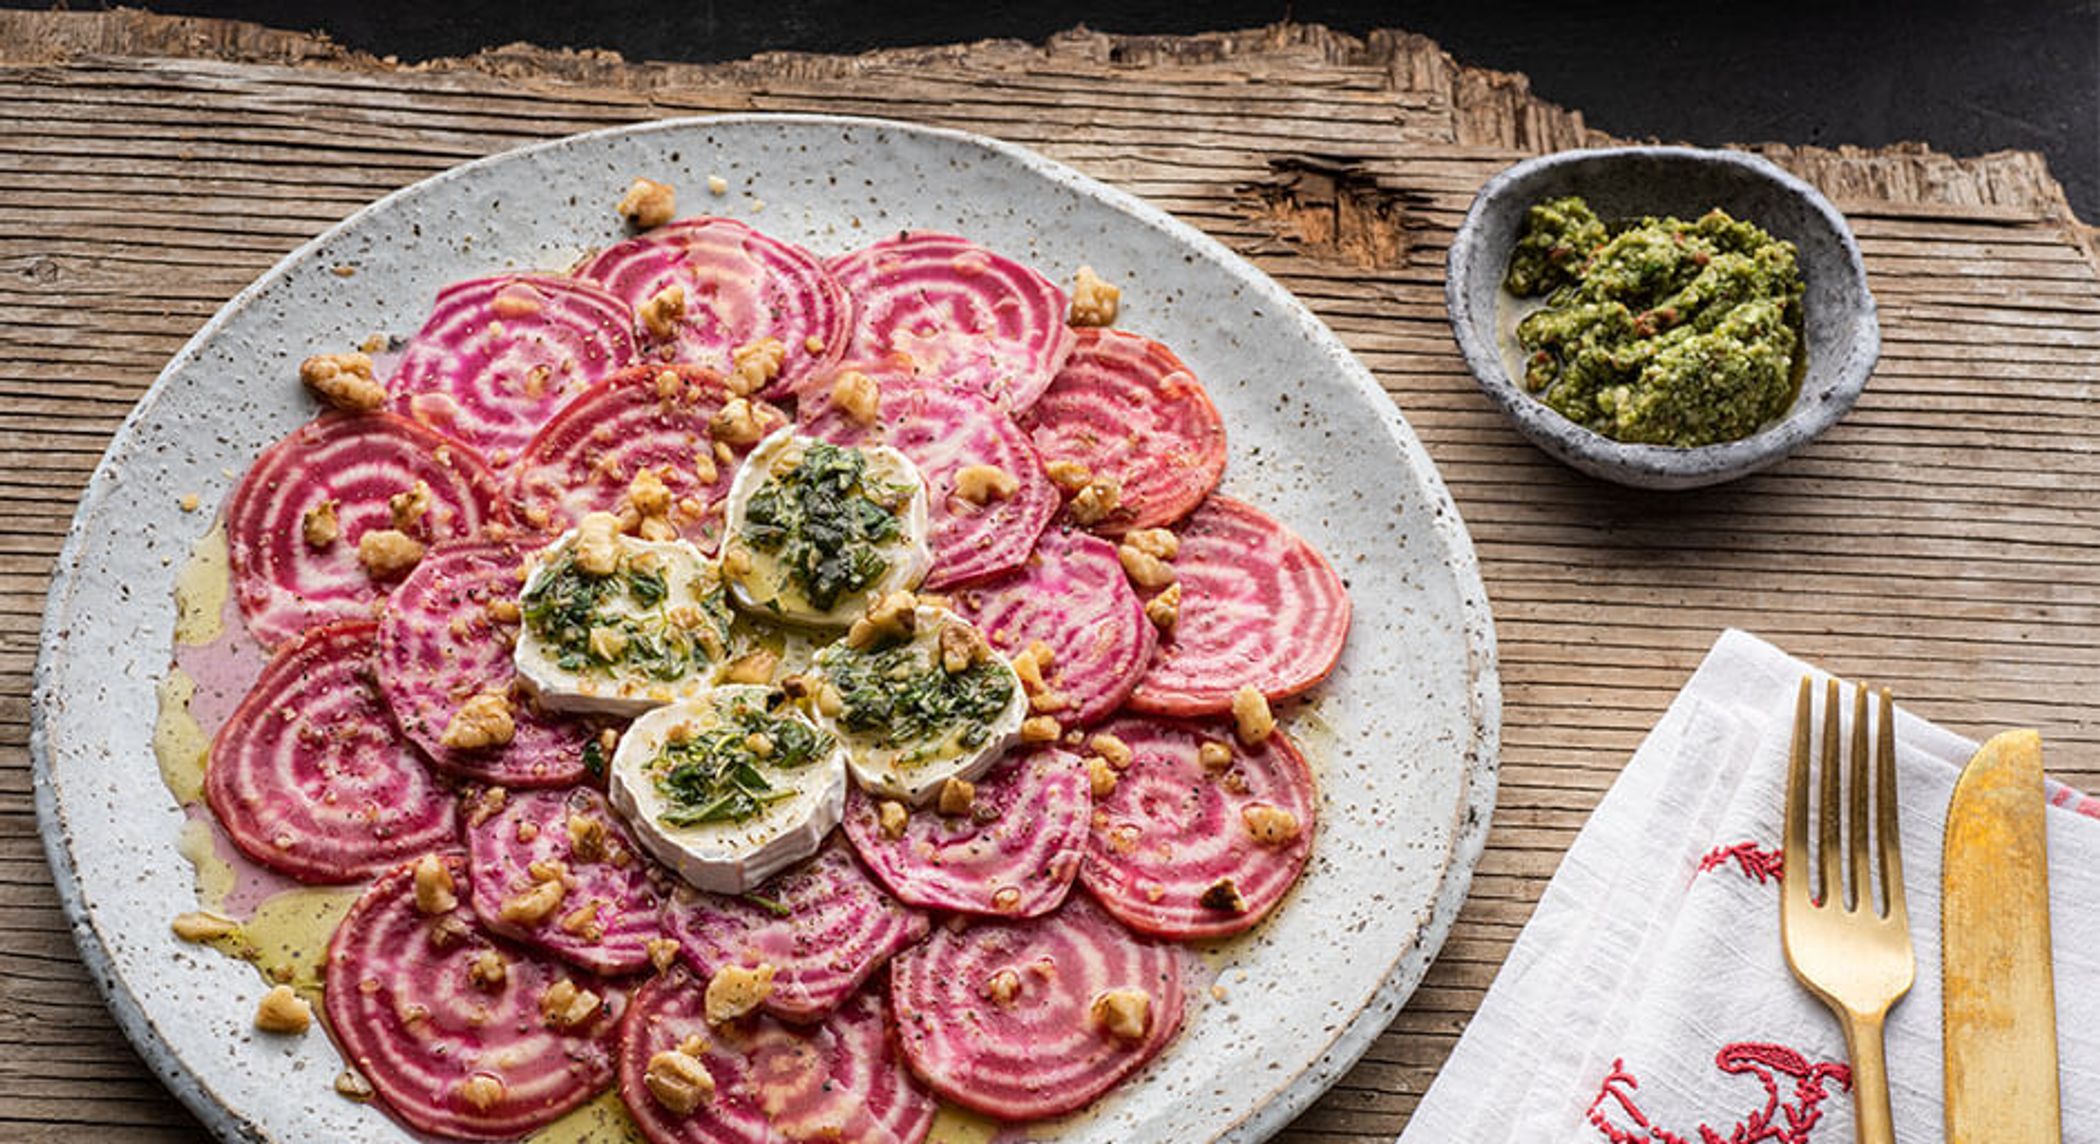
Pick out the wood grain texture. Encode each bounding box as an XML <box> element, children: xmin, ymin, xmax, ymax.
<box><xmin>5</xmin><ymin>9</ymin><xmax>2100</xmax><ymax>1142</ymax></box>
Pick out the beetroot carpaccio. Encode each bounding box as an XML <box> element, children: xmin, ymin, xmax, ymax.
<box><xmin>172</xmin><ymin>190</ymin><xmax>1357</xmax><ymax>1140</ymax></box>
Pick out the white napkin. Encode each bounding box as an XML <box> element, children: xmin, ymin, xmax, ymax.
<box><xmin>1401</xmin><ymin>628</ymin><xmax>2100</xmax><ymax>1143</ymax></box>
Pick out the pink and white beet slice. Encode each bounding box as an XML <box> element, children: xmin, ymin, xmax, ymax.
<box><xmin>889</xmin><ymin>891</ymin><xmax>1185</xmax><ymax>1121</ymax></box>
<box><xmin>841</xmin><ymin>747</ymin><xmax>1090</xmax><ymax>918</ymax></box>
<box><xmin>376</xmin><ymin>539</ymin><xmax>595</xmax><ymax>788</ymax></box>
<box><xmin>1128</xmin><ymin>495</ymin><xmax>1352</xmax><ymax>715</ymax></box>
<box><xmin>204</xmin><ymin>619</ymin><xmax>457</xmax><ymax>884</ymax></box>
<box><xmin>825</xmin><ymin>231</ymin><xmax>1074</xmax><ymax>413</ymax></box>
<box><xmin>616</xmin><ymin>966</ymin><xmax>935</xmax><ymax>1144</ymax></box>
<box><xmin>224</xmin><ymin>411</ymin><xmax>506</xmax><ymax>650</ymax></box>
<box><xmin>578</xmin><ymin>217</ymin><xmax>849</xmax><ymax>401</ymax></box>
<box><xmin>324</xmin><ymin>853</ymin><xmax>627</xmax><ymax>1141</ymax></box>
<box><xmin>954</xmin><ymin>525</ymin><xmax>1155</xmax><ymax>727</ymax></box>
<box><xmin>386</xmin><ymin>273</ymin><xmax>640</xmax><ymax>463</ymax></box>
<box><xmin>463</xmin><ymin>785</ymin><xmax>669</xmax><ymax>975</ymax></box>
<box><xmin>799</xmin><ymin>361</ymin><xmax>1057</xmax><ymax>589</ymax></box>
<box><xmin>1077</xmin><ymin>713</ymin><xmax>1318</xmax><ymax>940</ymax></box>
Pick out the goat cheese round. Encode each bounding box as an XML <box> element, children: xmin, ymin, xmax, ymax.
<box><xmin>720</xmin><ymin>429</ymin><xmax>932</xmax><ymax>627</ymax></box>
<box><xmin>608</xmin><ymin>685</ymin><xmax>847</xmax><ymax>894</ymax></box>
<box><xmin>808</xmin><ymin>605</ymin><xmax>1027</xmax><ymax>804</ymax></box>
<box><xmin>512</xmin><ymin>516</ymin><xmax>735</xmax><ymax>716</ymax></box>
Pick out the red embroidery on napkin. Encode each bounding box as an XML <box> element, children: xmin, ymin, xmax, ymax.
<box><xmin>1586</xmin><ymin>1042</ymin><xmax>1851</xmax><ymax>1144</ymax></box>
<box><xmin>1697</xmin><ymin>842</ymin><xmax>1783</xmax><ymax>885</ymax></box>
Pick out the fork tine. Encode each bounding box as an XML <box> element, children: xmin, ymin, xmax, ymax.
<box><xmin>1876</xmin><ymin>687</ymin><xmax>1905</xmax><ymax>924</ymax></box>
<box><xmin>1783</xmin><ymin>676</ymin><xmax>1812</xmax><ymax>910</ymax></box>
<box><xmin>1849</xmin><ymin>682</ymin><xmax>1872</xmax><ymax>912</ymax></box>
<box><xmin>1818</xmin><ymin>678</ymin><xmax>1843</xmax><ymax>907</ymax></box>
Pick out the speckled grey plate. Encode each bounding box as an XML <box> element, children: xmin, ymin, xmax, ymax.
<box><xmin>32</xmin><ymin>115</ymin><xmax>1498</xmax><ymax>1143</ymax></box>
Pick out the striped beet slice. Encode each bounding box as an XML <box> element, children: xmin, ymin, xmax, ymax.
<box><xmin>1128</xmin><ymin>495</ymin><xmax>1351</xmax><ymax>715</ymax></box>
<box><xmin>841</xmin><ymin>748</ymin><xmax>1089</xmax><ymax>918</ymax></box>
<box><xmin>325</xmin><ymin>854</ymin><xmax>627</xmax><ymax>1141</ymax></box>
<box><xmin>226</xmin><ymin>411</ymin><xmax>506</xmax><ymax>650</ymax></box>
<box><xmin>578</xmin><ymin>217</ymin><xmax>849</xmax><ymax>401</ymax></box>
<box><xmin>800</xmin><ymin>363</ymin><xmax>1057</xmax><ymax>589</ymax></box>
<box><xmin>954</xmin><ymin>526</ymin><xmax>1155</xmax><ymax>727</ymax></box>
<box><xmin>464</xmin><ymin>785</ymin><xmax>669</xmax><ymax>975</ymax></box>
<box><xmin>1077</xmin><ymin>715</ymin><xmax>1317</xmax><ymax>940</ymax></box>
<box><xmin>387</xmin><ymin>273</ymin><xmax>640</xmax><ymax>463</ymax></box>
<box><xmin>204</xmin><ymin>619</ymin><xmax>457</xmax><ymax>884</ymax></box>
<box><xmin>889</xmin><ymin>891</ymin><xmax>1185</xmax><ymax>1121</ymax></box>
<box><xmin>377</xmin><ymin>539</ymin><xmax>593</xmax><ymax>788</ymax></box>
<box><xmin>826</xmin><ymin>232</ymin><xmax>1075</xmax><ymax>413</ymax></box>
<box><xmin>1020</xmin><ymin>328</ymin><xmax>1227</xmax><ymax>535</ymax></box>
<box><xmin>663</xmin><ymin>843</ymin><xmax>928</xmax><ymax>1024</ymax></box>
<box><xmin>508</xmin><ymin>363</ymin><xmax>787</xmax><ymax>553</ymax></box>
<box><xmin>617</xmin><ymin>966</ymin><xmax>935</xmax><ymax>1144</ymax></box>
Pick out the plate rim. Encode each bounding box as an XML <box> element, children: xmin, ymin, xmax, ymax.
<box><xmin>31</xmin><ymin>111</ymin><xmax>1501</xmax><ymax>1143</ymax></box>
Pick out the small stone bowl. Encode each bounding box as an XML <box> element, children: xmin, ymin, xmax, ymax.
<box><xmin>1445</xmin><ymin>146</ymin><xmax>1878</xmax><ymax>490</ymax></box>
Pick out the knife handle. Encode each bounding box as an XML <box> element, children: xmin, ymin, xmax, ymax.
<box><xmin>1839</xmin><ymin>1010</ymin><xmax>1895</xmax><ymax>1143</ymax></box>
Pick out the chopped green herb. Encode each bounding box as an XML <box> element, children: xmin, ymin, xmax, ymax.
<box><xmin>520</xmin><ymin>550</ymin><xmax>731</xmax><ymax>683</ymax></box>
<box><xmin>741</xmin><ymin>441</ymin><xmax>907</xmax><ymax>611</ymax></box>
<box><xmin>819</xmin><ymin>639</ymin><xmax>1013</xmax><ymax>759</ymax></box>
<box><xmin>740</xmin><ymin>893</ymin><xmax>791</xmax><ymax>918</ymax></box>
<box><xmin>581</xmin><ymin>737</ymin><xmax>607</xmax><ymax>778</ymax></box>
<box><xmin>653</xmin><ymin>698</ymin><xmax>831</xmax><ymax>827</ymax></box>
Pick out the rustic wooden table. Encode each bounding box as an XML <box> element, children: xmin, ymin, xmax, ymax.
<box><xmin>6</xmin><ymin>11</ymin><xmax>2099</xmax><ymax>1142</ymax></box>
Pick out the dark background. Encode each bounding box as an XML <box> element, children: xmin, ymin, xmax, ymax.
<box><xmin>14</xmin><ymin>0</ymin><xmax>2099</xmax><ymax>217</ymax></box>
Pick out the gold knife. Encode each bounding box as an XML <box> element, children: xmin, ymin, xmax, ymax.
<box><xmin>1942</xmin><ymin>729</ymin><xmax>2061</xmax><ymax>1141</ymax></box>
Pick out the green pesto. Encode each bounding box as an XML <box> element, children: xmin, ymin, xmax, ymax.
<box><xmin>1505</xmin><ymin>196</ymin><xmax>1805</xmax><ymax>447</ymax></box>
<box><xmin>520</xmin><ymin>549</ymin><xmax>731</xmax><ymax>682</ymax></box>
<box><xmin>818</xmin><ymin>639</ymin><xmax>1013</xmax><ymax>764</ymax></box>
<box><xmin>741</xmin><ymin>442</ymin><xmax>908</xmax><ymax>611</ymax></box>
<box><xmin>652</xmin><ymin>696</ymin><xmax>831</xmax><ymax>827</ymax></box>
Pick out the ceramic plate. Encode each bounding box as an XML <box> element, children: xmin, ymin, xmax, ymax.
<box><xmin>32</xmin><ymin>115</ymin><xmax>1498</xmax><ymax>1143</ymax></box>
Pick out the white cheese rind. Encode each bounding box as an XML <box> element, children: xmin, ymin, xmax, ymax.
<box><xmin>806</xmin><ymin>605</ymin><xmax>1027</xmax><ymax>805</ymax></box>
<box><xmin>608</xmin><ymin>685</ymin><xmax>847</xmax><ymax>895</ymax></box>
<box><xmin>719</xmin><ymin>428</ymin><xmax>932</xmax><ymax>627</ymax></box>
<box><xmin>512</xmin><ymin>527</ymin><xmax>730</xmax><ymax>717</ymax></box>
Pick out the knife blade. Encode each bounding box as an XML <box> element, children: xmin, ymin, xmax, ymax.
<box><xmin>1942</xmin><ymin>728</ymin><xmax>2061</xmax><ymax>1141</ymax></box>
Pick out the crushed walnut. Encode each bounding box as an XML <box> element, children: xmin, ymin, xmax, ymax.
<box><xmin>640</xmin><ymin>285</ymin><xmax>687</xmax><ymax>341</ymax></box>
<box><xmin>1144</xmin><ymin>582</ymin><xmax>1182</xmax><ymax>632</ymax></box>
<box><xmin>1200</xmin><ymin>877</ymin><xmax>1247</xmax><ymax>913</ymax></box>
<box><xmin>1123</xmin><ymin>527</ymin><xmax>1179</xmax><ymax>560</ymax></box>
<box><xmin>456</xmin><ymin>1074</ymin><xmax>505</xmax><ymax>1112</ymax></box>
<box><xmin>877</xmin><ymin>799</ymin><xmax>909</xmax><ymax>839</ymax></box>
<box><xmin>728</xmin><ymin>337</ymin><xmax>787</xmax><ymax>397</ymax></box>
<box><xmin>170</xmin><ymin>910</ymin><xmax>238</xmax><ymax>943</ymax></box>
<box><xmin>1069</xmin><ymin>266</ymin><xmax>1122</xmax><ymax>327</ymax></box>
<box><xmin>938</xmin><ymin>619</ymin><xmax>990</xmax><ymax>674</ymax></box>
<box><xmin>1117</xmin><ymin>543</ymin><xmax>1176</xmax><ymax>590</ymax></box>
<box><xmin>441</xmin><ymin>692</ymin><xmax>516</xmax><ymax>751</ymax></box>
<box><xmin>628</xmin><ymin>467</ymin><xmax>673</xmax><ymax>520</ymax></box>
<box><xmin>1231</xmin><ymin>685</ymin><xmax>1276</xmax><ymax>745</ymax></box>
<box><xmin>617</xmin><ymin>177</ymin><xmax>677</xmax><ymax>229</ymax></box>
<box><xmin>1089</xmin><ymin>988</ymin><xmax>1152</xmax><ymax>1042</ymax></box>
<box><xmin>708</xmin><ymin>397</ymin><xmax>766</xmax><ymax>446</ymax></box>
<box><xmin>499</xmin><ymin>876</ymin><xmax>567</xmax><ymax>926</ymax></box>
<box><xmin>469</xmin><ymin>949</ymin><xmax>508</xmax><ymax>990</ymax></box>
<box><xmin>1198</xmin><ymin>740</ymin><xmax>1234</xmax><ymax>772</ymax></box>
<box><xmin>1242</xmin><ymin>804</ymin><xmax>1302</xmax><ymax>846</ymax></box>
<box><xmin>1068</xmin><ymin>477</ymin><xmax>1121</xmax><ymax>526</ymax></box>
<box><xmin>567</xmin><ymin>813</ymin><xmax>610</xmax><ymax>864</ymax></box>
<box><xmin>1090</xmin><ymin>732</ymin><xmax>1134</xmax><ymax>769</ymax></box>
<box><xmin>647</xmin><ymin>937</ymin><xmax>682</xmax><ymax>973</ymax></box>
<box><xmin>356</xmin><ymin>529</ymin><xmax>425</xmax><ymax>579</ymax></box>
<box><xmin>983</xmin><ymin>968</ymin><xmax>1022</xmax><ymax>1006</ymax></box>
<box><xmin>301</xmin><ymin>500</ymin><xmax>340</xmax><ymax>548</ymax></box>
<box><xmin>830</xmin><ymin>369</ymin><xmax>879</xmax><ymax>425</ymax></box>
<box><xmin>539</xmin><ymin>978</ymin><xmax>603</xmax><ymax>1029</ymax></box>
<box><xmin>937</xmin><ymin>777</ymin><xmax>976</xmax><ymax>817</ymax></box>
<box><xmin>412</xmin><ymin>853</ymin><xmax>458</xmax><ymax>915</ymax></box>
<box><xmin>254</xmin><ymin>984</ymin><xmax>313</xmax><ymax>1035</ymax></box>
<box><xmin>388</xmin><ymin>479</ymin><xmax>433</xmax><ymax>533</ymax></box>
<box><xmin>1044</xmin><ymin>458</ymin><xmax>1092</xmax><ymax>493</ymax></box>
<box><xmin>645</xmin><ymin>1042</ymin><xmax>717</xmax><ymax>1114</ymax></box>
<box><xmin>721</xmin><ymin>649</ymin><xmax>779</xmax><ymax>685</ymax></box>
<box><xmin>953</xmin><ymin>464</ymin><xmax>1019</xmax><ymax>505</ymax></box>
<box><xmin>704</xmin><ymin>963</ymin><xmax>776</xmax><ymax>1025</ymax></box>
<box><xmin>846</xmin><ymin>591</ymin><xmax>917</xmax><ymax>650</ymax></box>
<box><xmin>1084</xmin><ymin>755</ymin><xmax>1118</xmax><ymax>799</ymax></box>
<box><xmin>1019</xmin><ymin>715</ymin><xmax>1061</xmax><ymax>744</ymax></box>
<box><xmin>299</xmin><ymin>352</ymin><xmax>385</xmax><ymax>412</ymax></box>
<box><xmin>573</xmin><ymin>511</ymin><xmax>623</xmax><ymax>576</ymax></box>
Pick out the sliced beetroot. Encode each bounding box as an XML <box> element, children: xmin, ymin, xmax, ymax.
<box><xmin>1078</xmin><ymin>714</ymin><xmax>1317</xmax><ymax>940</ymax></box>
<box><xmin>842</xmin><ymin>748</ymin><xmax>1089</xmax><ymax>918</ymax></box>
<box><xmin>508</xmin><ymin>363</ymin><xmax>787</xmax><ymax>554</ymax></box>
<box><xmin>324</xmin><ymin>854</ymin><xmax>627</xmax><ymax>1141</ymax></box>
<box><xmin>226</xmin><ymin>411</ymin><xmax>506</xmax><ymax>649</ymax></box>
<box><xmin>1020</xmin><ymin>328</ymin><xmax>1226</xmax><ymax>535</ymax></box>
<box><xmin>377</xmin><ymin>539</ymin><xmax>593</xmax><ymax>788</ymax></box>
<box><xmin>889</xmin><ymin>891</ymin><xmax>1185</xmax><ymax>1121</ymax></box>
<box><xmin>826</xmin><ymin>232</ymin><xmax>1075</xmax><ymax>413</ymax></box>
<box><xmin>387</xmin><ymin>273</ymin><xmax>640</xmax><ymax>463</ymax></box>
<box><xmin>663</xmin><ymin>843</ymin><xmax>928</xmax><ymax>1024</ymax></box>
<box><xmin>204</xmin><ymin>619</ymin><xmax>457</xmax><ymax>884</ymax></box>
<box><xmin>1128</xmin><ymin>495</ymin><xmax>1352</xmax><ymax>715</ymax></box>
<box><xmin>954</xmin><ymin>526</ymin><xmax>1155</xmax><ymax>727</ymax></box>
<box><xmin>465</xmin><ymin>785</ymin><xmax>669</xmax><ymax>975</ymax></box>
<box><xmin>578</xmin><ymin>217</ymin><xmax>849</xmax><ymax>401</ymax></box>
<box><xmin>618</xmin><ymin>966</ymin><xmax>935</xmax><ymax>1144</ymax></box>
<box><xmin>800</xmin><ymin>362</ymin><xmax>1057</xmax><ymax>589</ymax></box>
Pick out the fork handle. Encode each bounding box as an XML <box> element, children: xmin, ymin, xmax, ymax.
<box><xmin>1838</xmin><ymin>1010</ymin><xmax>1896</xmax><ymax>1143</ymax></box>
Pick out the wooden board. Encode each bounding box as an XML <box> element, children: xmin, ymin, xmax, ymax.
<box><xmin>4</xmin><ymin>10</ymin><xmax>2099</xmax><ymax>1141</ymax></box>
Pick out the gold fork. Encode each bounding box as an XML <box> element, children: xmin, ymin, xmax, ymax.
<box><xmin>1781</xmin><ymin>678</ymin><xmax>1914</xmax><ymax>1144</ymax></box>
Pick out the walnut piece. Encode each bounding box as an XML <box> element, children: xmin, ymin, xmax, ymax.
<box><xmin>1068</xmin><ymin>477</ymin><xmax>1121</xmax><ymax>525</ymax></box>
<box><xmin>299</xmin><ymin>352</ymin><xmax>384</xmax><ymax>412</ymax></box>
<box><xmin>539</xmin><ymin>978</ymin><xmax>603</xmax><ymax>1029</ymax></box>
<box><xmin>1198</xmin><ymin>740</ymin><xmax>1234</xmax><ymax>772</ymax></box>
<box><xmin>938</xmin><ymin>619</ymin><xmax>990</xmax><ymax>674</ymax></box>
<box><xmin>456</xmin><ymin>1074</ymin><xmax>505</xmax><ymax>1112</ymax></box>
<box><xmin>388</xmin><ymin>479</ymin><xmax>432</xmax><ymax>533</ymax></box>
<box><xmin>1144</xmin><ymin>582</ymin><xmax>1182</xmax><ymax>632</ymax></box>
<box><xmin>846</xmin><ymin>591</ymin><xmax>918</xmax><ymax>650</ymax></box>
<box><xmin>1019</xmin><ymin>715</ymin><xmax>1060</xmax><ymax>744</ymax></box>
<box><xmin>1085</xmin><ymin>756</ymin><xmax>1118</xmax><ymax>798</ymax></box>
<box><xmin>1044</xmin><ymin>458</ymin><xmax>1092</xmax><ymax>492</ymax></box>
<box><xmin>301</xmin><ymin>500</ymin><xmax>340</xmax><ymax>548</ymax></box>
<box><xmin>640</xmin><ymin>285</ymin><xmax>687</xmax><ymax>341</ymax></box>
<box><xmin>954</xmin><ymin>464</ymin><xmax>1019</xmax><ymax>505</ymax></box>
<box><xmin>1117</xmin><ymin>544</ymin><xmax>1177</xmax><ymax>590</ymax></box>
<box><xmin>728</xmin><ymin>337</ymin><xmax>786</xmax><ymax>397</ymax></box>
<box><xmin>1089</xmin><ymin>732</ymin><xmax>1133</xmax><ymax>770</ymax></box>
<box><xmin>356</xmin><ymin>529</ymin><xmax>424</xmax><ymax>579</ymax></box>
<box><xmin>170</xmin><ymin>911</ymin><xmax>238</xmax><ymax>942</ymax></box>
<box><xmin>1231</xmin><ymin>685</ymin><xmax>1276</xmax><ymax>746</ymax></box>
<box><xmin>1089</xmin><ymin>988</ymin><xmax>1152</xmax><ymax>1042</ymax></box>
<box><xmin>937</xmin><ymin>777</ymin><xmax>976</xmax><ymax>817</ymax></box>
<box><xmin>499</xmin><ymin>877</ymin><xmax>567</xmax><ymax>926</ymax></box>
<box><xmin>1242</xmin><ymin>804</ymin><xmax>1302</xmax><ymax>846</ymax></box>
<box><xmin>708</xmin><ymin>397</ymin><xmax>766</xmax><ymax>446</ymax></box>
<box><xmin>441</xmin><ymin>693</ymin><xmax>516</xmax><ymax>751</ymax></box>
<box><xmin>704</xmin><ymin>963</ymin><xmax>777</xmax><ymax>1025</ymax></box>
<box><xmin>877</xmin><ymin>800</ymin><xmax>909</xmax><ymax>839</ymax></box>
<box><xmin>412</xmin><ymin>853</ymin><xmax>458</xmax><ymax>915</ymax></box>
<box><xmin>469</xmin><ymin>950</ymin><xmax>508</xmax><ymax>990</ymax></box>
<box><xmin>983</xmin><ymin>968</ymin><xmax>1022</xmax><ymax>1006</ymax></box>
<box><xmin>830</xmin><ymin>369</ymin><xmax>880</xmax><ymax>425</ymax></box>
<box><xmin>254</xmin><ymin>984</ymin><xmax>313</xmax><ymax>1035</ymax></box>
<box><xmin>1069</xmin><ymin>266</ymin><xmax>1122</xmax><ymax>327</ymax></box>
<box><xmin>573</xmin><ymin>511</ymin><xmax>623</xmax><ymax>576</ymax></box>
<box><xmin>645</xmin><ymin>1047</ymin><xmax>717</xmax><ymax>1114</ymax></box>
<box><xmin>1122</xmin><ymin>527</ymin><xmax>1179</xmax><ymax>560</ymax></box>
<box><xmin>617</xmin><ymin>177</ymin><xmax>677</xmax><ymax>229</ymax></box>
